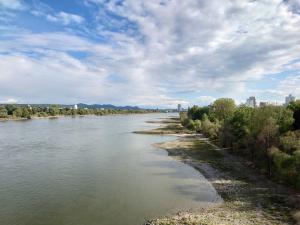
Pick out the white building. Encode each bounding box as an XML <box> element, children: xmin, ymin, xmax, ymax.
<box><xmin>285</xmin><ymin>94</ymin><xmax>295</xmax><ymax>106</ymax></box>
<box><xmin>74</xmin><ymin>104</ymin><xmax>78</xmax><ymax>110</ymax></box>
<box><xmin>246</xmin><ymin>96</ymin><xmax>256</xmax><ymax>108</ymax></box>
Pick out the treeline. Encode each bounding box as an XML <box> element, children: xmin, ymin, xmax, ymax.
<box><xmin>181</xmin><ymin>98</ymin><xmax>300</xmax><ymax>189</ymax></box>
<box><xmin>0</xmin><ymin>105</ymin><xmax>155</xmax><ymax>119</ymax></box>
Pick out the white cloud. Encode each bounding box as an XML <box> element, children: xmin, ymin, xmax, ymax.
<box><xmin>1</xmin><ymin>0</ymin><xmax>300</xmax><ymax>106</ymax></box>
<box><xmin>278</xmin><ymin>74</ymin><xmax>300</xmax><ymax>98</ymax></box>
<box><xmin>196</xmin><ymin>96</ymin><xmax>216</xmax><ymax>106</ymax></box>
<box><xmin>0</xmin><ymin>0</ymin><xmax>25</xmax><ymax>10</ymax></box>
<box><xmin>1</xmin><ymin>98</ymin><xmax>18</xmax><ymax>104</ymax></box>
<box><xmin>46</xmin><ymin>12</ymin><xmax>85</xmax><ymax>25</ymax></box>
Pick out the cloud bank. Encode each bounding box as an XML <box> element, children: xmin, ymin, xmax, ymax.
<box><xmin>0</xmin><ymin>0</ymin><xmax>300</xmax><ymax>107</ymax></box>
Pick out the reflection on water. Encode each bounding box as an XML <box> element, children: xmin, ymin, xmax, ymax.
<box><xmin>0</xmin><ymin>113</ymin><xmax>220</xmax><ymax>225</ymax></box>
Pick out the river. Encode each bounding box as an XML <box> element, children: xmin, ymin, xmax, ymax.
<box><xmin>0</xmin><ymin>113</ymin><xmax>219</xmax><ymax>225</ymax></box>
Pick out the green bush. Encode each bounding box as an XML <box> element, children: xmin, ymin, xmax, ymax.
<box><xmin>186</xmin><ymin>119</ymin><xmax>196</xmax><ymax>130</ymax></box>
<box><xmin>268</xmin><ymin>147</ymin><xmax>299</xmax><ymax>186</ymax></box>
<box><xmin>194</xmin><ymin>120</ymin><xmax>202</xmax><ymax>132</ymax></box>
<box><xmin>0</xmin><ymin>107</ymin><xmax>8</xmax><ymax>118</ymax></box>
<box><xmin>201</xmin><ymin>114</ymin><xmax>220</xmax><ymax>139</ymax></box>
<box><xmin>280</xmin><ymin>131</ymin><xmax>300</xmax><ymax>154</ymax></box>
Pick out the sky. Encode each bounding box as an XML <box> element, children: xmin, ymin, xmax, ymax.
<box><xmin>0</xmin><ymin>0</ymin><xmax>300</xmax><ymax>108</ymax></box>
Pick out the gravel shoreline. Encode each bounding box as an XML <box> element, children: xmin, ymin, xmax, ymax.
<box><xmin>136</xmin><ymin>118</ymin><xmax>300</xmax><ymax>225</ymax></box>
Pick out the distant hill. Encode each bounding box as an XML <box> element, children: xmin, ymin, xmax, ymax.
<box><xmin>0</xmin><ymin>103</ymin><xmax>142</xmax><ymax>110</ymax></box>
<box><xmin>77</xmin><ymin>103</ymin><xmax>141</xmax><ymax>110</ymax></box>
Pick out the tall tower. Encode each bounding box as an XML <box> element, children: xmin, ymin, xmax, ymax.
<box><xmin>177</xmin><ymin>104</ymin><xmax>182</xmax><ymax>112</ymax></box>
<box><xmin>285</xmin><ymin>94</ymin><xmax>295</xmax><ymax>106</ymax></box>
<box><xmin>246</xmin><ymin>96</ymin><xmax>256</xmax><ymax>108</ymax></box>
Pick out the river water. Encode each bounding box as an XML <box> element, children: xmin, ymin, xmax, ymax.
<box><xmin>0</xmin><ymin>113</ymin><xmax>219</xmax><ymax>225</ymax></box>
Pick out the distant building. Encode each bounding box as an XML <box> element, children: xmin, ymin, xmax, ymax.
<box><xmin>259</xmin><ymin>101</ymin><xmax>279</xmax><ymax>107</ymax></box>
<box><xmin>259</xmin><ymin>102</ymin><xmax>267</xmax><ymax>107</ymax></box>
<box><xmin>285</xmin><ymin>94</ymin><xmax>295</xmax><ymax>106</ymax></box>
<box><xmin>246</xmin><ymin>96</ymin><xmax>256</xmax><ymax>108</ymax></box>
<box><xmin>74</xmin><ymin>104</ymin><xmax>78</xmax><ymax>110</ymax></box>
<box><xmin>177</xmin><ymin>104</ymin><xmax>182</xmax><ymax>112</ymax></box>
<box><xmin>27</xmin><ymin>104</ymin><xmax>32</xmax><ymax>110</ymax></box>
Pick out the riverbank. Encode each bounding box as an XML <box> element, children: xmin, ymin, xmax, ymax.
<box><xmin>138</xmin><ymin>117</ymin><xmax>300</xmax><ymax>225</ymax></box>
<box><xmin>134</xmin><ymin>118</ymin><xmax>195</xmax><ymax>135</ymax></box>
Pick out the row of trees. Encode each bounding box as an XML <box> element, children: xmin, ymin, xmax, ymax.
<box><xmin>0</xmin><ymin>105</ymin><xmax>153</xmax><ymax>119</ymax></box>
<box><xmin>181</xmin><ymin>98</ymin><xmax>300</xmax><ymax>189</ymax></box>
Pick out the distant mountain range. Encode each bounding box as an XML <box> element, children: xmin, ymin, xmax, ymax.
<box><xmin>76</xmin><ymin>103</ymin><xmax>141</xmax><ymax>110</ymax></box>
<box><xmin>0</xmin><ymin>103</ymin><xmax>141</xmax><ymax>110</ymax></box>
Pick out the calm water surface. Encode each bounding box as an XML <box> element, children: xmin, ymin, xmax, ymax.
<box><xmin>0</xmin><ymin>113</ymin><xmax>220</xmax><ymax>225</ymax></box>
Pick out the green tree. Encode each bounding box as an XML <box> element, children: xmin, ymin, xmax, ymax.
<box><xmin>257</xmin><ymin>117</ymin><xmax>279</xmax><ymax>176</ymax></box>
<box><xmin>0</xmin><ymin>106</ymin><xmax>8</xmax><ymax>118</ymax></box>
<box><xmin>201</xmin><ymin>114</ymin><xmax>220</xmax><ymax>139</ymax></box>
<box><xmin>194</xmin><ymin>120</ymin><xmax>202</xmax><ymax>132</ymax></box>
<box><xmin>279</xmin><ymin>131</ymin><xmax>300</xmax><ymax>154</ymax></box>
<box><xmin>250</xmin><ymin>106</ymin><xmax>293</xmax><ymax>136</ymax></box>
<box><xmin>5</xmin><ymin>104</ymin><xmax>17</xmax><ymax>115</ymax></box>
<box><xmin>48</xmin><ymin>106</ymin><xmax>60</xmax><ymax>116</ymax></box>
<box><xmin>230</xmin><ymin>105</ymin><xmax>253</xmax><ymax>140</ymax></box>
<box><xmin>21</xmin><ymin>108</ymin><xmax>31</xmax><ymax>119</ymax></box>
<box><xmin>288</xmin><ymin>100</ymin><xmax>300</xmax><ymax>130</ymax></box>
<box><xmin>188</xmin><ymin>105</ymin><xmax>209</xmax><ymax>120</ymax></box>
<box><xmin>13</xmin><ymin>108</ymin><xmax>23</xmax><ymax>118</ymax></box>
<box><xmin>210</xmin><ymin>98</ymin><xmax>235</xmax><ymax>121</ymax></box>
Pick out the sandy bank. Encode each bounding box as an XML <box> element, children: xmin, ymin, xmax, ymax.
<box><xmin>137</xmin><ymin>118</ymin><xmax>299</xmax><ymax>225</ymax></box>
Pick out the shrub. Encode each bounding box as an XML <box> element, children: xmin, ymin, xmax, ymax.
<box><xmin>194</xmin><ymin>119</ymin><xmax>202</xmax><ymax>132</ymax></box>
<box><xmin>186</xmin><ymin>119</ymin><xmax>196</xmax><ymax>130</ymax></box>
<box><xmin>268</xmin><ymin>147</ymin><xmax>298</xmax><ymax>186</ymax></box>
<box><xmin>0</xmin><ymin>107</ymin><xmax>8</xmax><ymax>118</ymax></box>
<box><xmin>280</xmin><ymin>131</ymin><xmax>300</xmax><ymax>154</ymax></box>
<box><xmin>201</xmin><ymin>114</ymin><xmax>220</xmax><ymax>139</ymax></box>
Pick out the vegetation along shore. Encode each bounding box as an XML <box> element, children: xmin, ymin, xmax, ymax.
<box><xmin>0</xmin><ymin>104</ymin><xmax>158</xmax><ymax>121</ymax></box>
<box><xmin>138</xmin><ymin>98</ymin><xmax>300</xmax><ymax>225</ymax></box>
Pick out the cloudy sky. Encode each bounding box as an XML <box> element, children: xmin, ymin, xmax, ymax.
<box><xmin>0</xmin><ymin>0</ymin><xmax>300</xmax><ymax>108</ymax></box>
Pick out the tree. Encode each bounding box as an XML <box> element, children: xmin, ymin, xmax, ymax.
<box><xmin>48</xmin><ymin>106</ymin><xmax>60</xmax><ymax>116</ymax></box>
<box><xmin>219</xmin><ymin>120</ymin><xmax>234</xmax><ymax>148</ymax></box>
<box><xmin>279</xmin><ymin>131</ymin><xmax>300</xmax><ymax>154</ymax></box>
<box><xmin>210</xmin><ymin>98</ymin><xmax>235</xmax><ymax>121</ymax></box>
<box><xmin>0</xmin><ymin>107</ymin><xmax>8</xmax><ymax>118</ymax></box>
<box><xmin>13</xmin><ymin>108</ymin><xmax>23</xmax><ymax>118</ymax></box>
<box><xmin>257</xmin><ymin>117</ymin><xmax>279</xmax><ymax>176</ymax></box>
<box><xmin>250</xmin><ymin>106</ymin><xmax>293</xmax><ymax>136</ymax></box>
<box><xmin>21</xmin><ymin>108</ymin><xmax>31</xmax><ymax>119</ymax></box>
<box><xmin>194</xmin><ymin>120</ymin><xmax>202</xmax><ymax>132</ymax></box>
<box><xmin>201</xmin><ymin>114</ymin><xmax>220</xmax><ymax>139</ymax></box>
<box><xmin>188</xmin><ymin>105</ymin><xmax>209</xmax><ymax>120</ymax></box>
<box><xmin>230</xmin><ymin>106</ymin><xmax>253</xmax><ymax>140</ymax></box>
<box><xmin>185</xmin><ymin>119</ymin><xmax>196</xmax><ymax>130</ymax></box>
<box><xmin>5</xmin><ymin>104</ymin><xmax>17</xmax><ymax>115</ymax></box>
<box><xmin>288</xmin><ymin>100</ymin><xmax>300</xmax><ymax>130</ymax></box>
<box><xmin>258</xmin><ymin>117</ymin><xmax>279</xmax><ymax>151</ymax></box>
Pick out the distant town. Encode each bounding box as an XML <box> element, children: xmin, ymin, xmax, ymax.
<box><xmin>177</xmin><ymin>94</ymin><xmax>297</xmax><ymax>113</ymax></box>
<box><xmin>244</xmin><ymin>94</ymin><xmax>296</xmax><ymax>108</ymax></box>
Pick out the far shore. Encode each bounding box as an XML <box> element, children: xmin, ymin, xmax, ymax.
<box><xmin>135</xmin><ymin>117</ymin><xmax>300</xmax><ymax>225</ymax></box>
